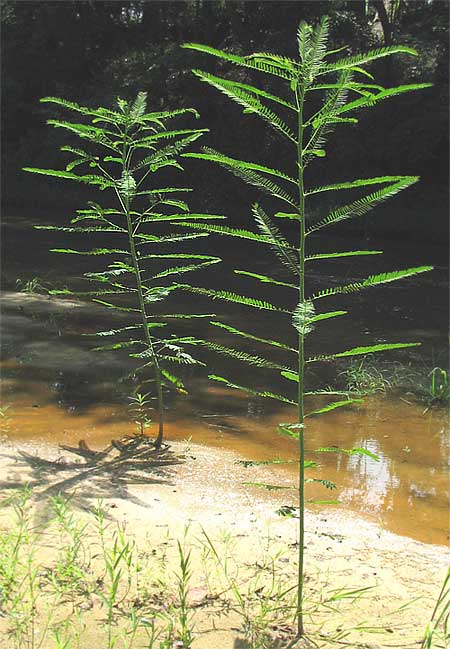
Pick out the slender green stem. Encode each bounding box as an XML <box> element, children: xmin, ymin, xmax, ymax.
<box><xmin>296</xmin><ymin>83</ymin><xmax>306</xmax><ymax>637</ymax></box>
<box><xmin>120</xmin><ymin>136</ymin><xmax>165</xmax><ymax>446</ymax></box>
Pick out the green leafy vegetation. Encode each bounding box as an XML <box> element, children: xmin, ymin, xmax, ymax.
<box><xmin>3</xmin><ymin>2</ymin><xmax>448</xmax><ymax>245</ymax></box>
<box><xmin>24</xmin><ymin>93</ymin><xmax>220</xmax><ymax>447</ymax></box>
<box><xmin>418</xmin><ymin>367</ymin><xmax>450</xmax><ymax>410</ymax></box>
<box><xmin>0</xmin><ymin>488</ymin><xmax>429</xmax><ymax>649</ymax></box>
<box><xmin>128</xmin><ymin>391</ymin><xmax>153</xmax><ymax>436</ymax></box>
<box><xmin>421</xmin><ymin>567</ymin><xmax>450</xmax><ymax>649</ymax></box>
<box><xmin>339</xmin><ymin>356</ymin><xmax>450</xmax><ymax>411</ymax></box>
<box><xmin>183</xmin><ymin>16</ymin><xmax>432</xmax><ymax>639</ymax></box>
<box><xmin>15</xmin><ymin>276</ymin><xmax>49</xmax><ymax>294</ymax></box>
<box><xmin>340</xmin><ymin>356</ymin><xmax>398</xmax><ymax>395</ymax></box>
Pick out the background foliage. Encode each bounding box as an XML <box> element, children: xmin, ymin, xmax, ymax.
<box><xmin>1</xmin><ymin>0</ymin><xmax>448</xmax><ymax>241</ymax></box>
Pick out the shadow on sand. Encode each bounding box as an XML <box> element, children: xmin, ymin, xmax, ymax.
<box><xmin>0</xmin><ymin>435</ymin><xmax>184</xmax><ymax>523</ymax></box>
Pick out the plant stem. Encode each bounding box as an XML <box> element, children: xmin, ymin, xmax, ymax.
<box><xmin>121</xmin><ymin>138</ymin><xmax>165</xmax><ymax>447</ymax></box>
<box><xmin>124</xmin><ymin>209</ymin><xmax>165</xmax><ymax>445</ymax></box>
<box><xmin>296</xmin><ymin>82</ymin><xmax>306</xmax><ymax>638</ymax></box>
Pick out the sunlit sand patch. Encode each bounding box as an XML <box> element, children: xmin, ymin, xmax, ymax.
<box><xmin>0</xmin><ymin>439</ymin><xmax>447</xmax><ymax>648</ymax></box>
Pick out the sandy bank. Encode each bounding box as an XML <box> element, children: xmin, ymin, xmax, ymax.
<box><xmin>0</xmin><ymin>438</ymin><xmax>448</xmax><ymax>648</ymax></box>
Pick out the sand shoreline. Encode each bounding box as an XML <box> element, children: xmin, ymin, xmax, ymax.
<box><xmin>0</xmin><ymin>437</ymin><xmax>448</xmax><ymax>647</ymax></box>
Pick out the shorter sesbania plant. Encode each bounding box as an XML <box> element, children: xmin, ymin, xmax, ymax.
<box><xmin>24</xmin><ymin>93</ymin><xmax>222</xmax><ymax>446</ymax></box>
<box><xmin>181</xmin><ymin>16</ymin><xmax>432</xmax><ymax>640</ymax></box>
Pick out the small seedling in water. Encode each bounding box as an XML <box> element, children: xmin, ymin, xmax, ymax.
<box><xmin>128</xmin><ymin>391</ymin><xmax>153</xmax><ymax>437</ymax></box>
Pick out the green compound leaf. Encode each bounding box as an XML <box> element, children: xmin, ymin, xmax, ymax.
<box><xmin>183</xmin><ymin>149</ymin><xmax>296</xmax><ymax>185</ymax></box>
<box><xmin>189</xmin><ymin>147</ymin><xmax>297</xmax><ymax>205</ymax></box>
<box><xmin>208</xmin><ymin>375</ymin><xmax>296</xmax><ymax>405</ymax></box>
<box><xmin>178</xmin><ymin>285</ymin><xmax>290</xmax><ymax>312</ymax></box>
<box><xmin>311</xmin><ymin>310</ymin><xmax>347</xmax><ymax>323</ymax></box>
<box><xmin>92</xmin><ymin>300</ymin><xmax>140</xmax><ymax>313</ymax></box>
<box><xmin>92</xmin><ymin>340</ymin><xmax>144</xmax><ymax>352</ymax></box>
<box><xmin>183</xmin><ymin>42</ymin><xmax>297</xmax><ymax>80</ymax></box>
<box><xmin>234</xmin><ymin>270</ymin><xmax>297</xmax><ymax>289</ymax></box>
<box><xmin>84</xmin><ymin>324</ymin><xmax>166</xmax><ymax>338</ymax></box>
<box><xmin>161</xmin><ymin>369</ymin><xmax>187</xmax><ymax>393</ymax></box>
<box><xmin>141</xmin><ymin>213</ymin><xmax>225</xmax><ymax>222</ymax></box>
<box><xmin>310</xmin><ymin>266</ymin><xmax>433</xmax><ymax>300</ymax></box>
<box><xmin>200</xmin><ymin>341</ymin><xmax>292</xmax><ymax>371</ymax></box>
<box><xmin>306</xmin><ymin>175</ymin><xmax>409</xmax><ymax>196</ymax></box>
<box><xmin>185</xmin><ymin>71</ymin><xmax>296</xmax><ymax>110</ymax></box>
<box><xmin>152</xmin><ymin>259</ymin><xmax>221</xmax><ymax>279</ymax></box>
<box><xmin>278</xmin><ymin>423</ymin><xmax>306</xmax><ymax>440</ymax></box>
<box><xmin>315</xmin><ymin>447</ymin><xmax>380</xmax><ymax>461</ymax></box>
<box><xmin>252</xmin><ymin>203</ymin><xmax>299</xmax><ymax>275</ymax></box>
<box><xmin>306</xmin><ymin>478</ymin><xmax>337</xmax><ymax>490</ymax></box>
<box><xmin>280</xmin><ymin>371</ymin><xmax>301</xmax><ymax>383</ymax></box>
<box><xmin>307</xmin><ymin>342</ymin><xmax>421</xmax><ymax>364</ymax></box>
<box><xmin>306</xmin><ymin>177</ymin><xmax>419</xmax><ymax>234</ymax></box>
<box><xmin>172</xmin><ymin>221</ymin><xmax>293</xmax><ymax>247</ymax></box>
<box><xmin>242</xmin><ymin>482</ymin><xmax>293</xmax><ymax>491</ymax></box>
<box><xmin>236</xmin><ymin>459</ymin><xmax>296</xmax><ymax>467</ymax></box>
<box><xmin>335</xmin><ymin>83</ymin><xmax>432</xmax><ymax>116</ymax></box>
<box><xmin>36</xmin><ymin>225</ymin><xmax>125</xmax><ymax>234</ymax></box>
<box><xmin>50</xmin><ymin>248</ymin><xmax>128</xmax><ymax>256</ymax></box>
<box><xmin>210</xmin><ymin>321</ymin><xmax>295</xmax><ymax>352</ymax></box>
<box><xmin>24</xmin><ymin>167</ymin><xmax>86</xmax><ymax>181</ymax></box>
<box><xmin>306</xmin><ymin>250</ymin><xmax>383</xmax><ymax>261</ymax></box>
<box><xmin>319</xmin><ymin>45</ymin><xmax>419</xmax><ymax>75</ymax></box>
<box><xmin>188</xmin><ymin>68</ymin><xmax>296</xmax><ymax>140</ymax></box>
<box><xmin>305</xmin><ymin>399</ymin><xmax>363</xmax><ymax>417</ymax></box>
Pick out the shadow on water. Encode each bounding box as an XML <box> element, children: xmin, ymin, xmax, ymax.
<box><xmin>0</xmin><ymin>436</ymin><xmax>184</xmax><ymax>524</ymax></box>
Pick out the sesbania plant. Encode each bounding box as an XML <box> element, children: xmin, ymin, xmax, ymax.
<box><xmin>180</xmin><ymin>18</ymin><xmax>432</xmax><ymax>638</ymax></box>
<box><xmin>25</xmin><ymin>93</ymin><xmax>223</xmax><ymax>447</ymax></box>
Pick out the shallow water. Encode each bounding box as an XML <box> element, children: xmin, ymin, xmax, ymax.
<box><xmin>1</xmin><ymin>215</ymin><xmax>449</xmax><ymax>545</ymax></box>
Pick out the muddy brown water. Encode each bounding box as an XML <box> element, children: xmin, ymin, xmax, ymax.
<box><xmin>1</xmin><ymin>215</ymin><xmax>449</xmax><ymax>546</ymax></box>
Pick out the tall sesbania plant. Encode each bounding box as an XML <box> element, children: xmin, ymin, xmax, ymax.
<box><xmin>180</xmin><ymin>19</ymin><xmax>432</xmax><ymax>638</ymax></box>
<box><xmin>24</xmin><ymin>93</ymin><xmax>223</xmax><ymax>447</ymax></box>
